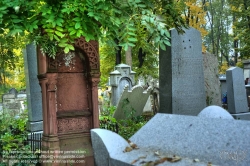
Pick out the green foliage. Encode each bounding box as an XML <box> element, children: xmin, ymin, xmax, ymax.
<box><xmin>0</xmin><ymin>109</ymin><xmax>28</xmax><ymax>152</ymax></box>
<box><xmin>99</xmin><ymin>95</ymin><xmax>153</xmax><ymax>140</ymax></box>
<box><xmin>0</xmin><ymin>0</ymin><xmax>181</xmax><ymax>58</ymax></box>
<box><xmin>229</xmin><ymin>0</ymin><xmax>250</xmax><ymax>59</ymax></box>
<box><xmin>0</xmin><ymin>30</ymin><xmax>26</xmax><ymax>92</ymax></box>
<box><xmin>118</xmin><ymin>118</ymin><xmax>146</xmax><ymax>140</ymax></box>
<box><xmin>0</xmin><ymin>107</ymin><xmax>38</xmax><ymax>166</ymax></box>
<box><xmin>236</xmin><ymin>61</ymin><xmax>244</xmax><ymax>69</ymax></box>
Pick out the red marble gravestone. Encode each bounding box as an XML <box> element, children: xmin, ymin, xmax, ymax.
<box><xmin>37</xmin><ymin>37</ymin><xmax>100</xmax><ymax>166</ymax></box>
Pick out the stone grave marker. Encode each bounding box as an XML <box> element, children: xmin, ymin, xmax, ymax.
<box><xmin>23</xmin><ymin>43</ymin><xmax>43</xmax><ymax>132</ymax></box>
<box><xmin>2</xmin><ymin>88</ymin><xmax>20</xmax><ymax>116</ymax></box>
<box><xmin>202</xmin><ymin>52</ymin><xmax>221</xmax><ymax>106</ymax></box>
<box><xmin>243</xmin><ymin>59</ymin><xmax>250</xmax><ymax>80</ymax></box>
<box><xmin>159</xmin><ymin>27</ymin><xmax>206</xmax><ymax>115</ymax></box>
<box><xmin>110</xmin><ymin>64</ymin><xmax>136</xmax><ymax>106</ymax></box>
<box><xmin>113</xmin><ymin>85</ymin><xmax>151</xmax><ymax>120</ymax></box>
<box><xmin>226</xmin><ymin>67</ymin><xmax>250</xmax><ymax>120</ymax></box>
<box><xmin>91</xmin><ymin>113</ymin><xmax>250</xmax><ymax>166</ymax></box>
<box><xmin>226</xmin><ymin>67</ymin><xmax>248</xmax><ymax>113</ymax></box>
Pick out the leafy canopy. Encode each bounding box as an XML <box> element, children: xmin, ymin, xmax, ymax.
<box><xmin>0</xmin><ymin>0</ymin><xmax>178</xmax><ymax>58</ymax></box>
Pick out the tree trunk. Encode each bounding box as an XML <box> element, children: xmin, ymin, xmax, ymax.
<box><xmin>125</xmin><ymin>46</ymin><xmax>132</xmax><ymax>67</ymax></box>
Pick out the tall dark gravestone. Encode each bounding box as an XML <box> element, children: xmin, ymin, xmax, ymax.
<box><xmin>23</xmin><ymin>43</ymin><xmax>43</xmax><ymax>132</ymax></box>
<box><xmin>226</xmin><ymin>67</ymin><xmax>248</xmax><ymax>114</ymax></box>
<box><xmin>159</xmin><ymin>28</ymin><xmax>206</xmax><ymax>115</ymax></box>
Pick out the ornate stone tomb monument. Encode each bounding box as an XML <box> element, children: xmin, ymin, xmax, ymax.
<box><xmin>37</xmin><ymin>37</ymin><xmax>100</xmax><ymax>165</ymax></box>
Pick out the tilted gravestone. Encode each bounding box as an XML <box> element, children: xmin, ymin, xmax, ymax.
<box><xmin>202</xmin><ymin>52</ymin><xmax>221</xmax><ymax>106</ymax></box>
<box><xmin>110</xmin><ymin>64</ymin><xmax>136</xmax><ymax>106</ymax></box>
<box><xmin>226</xmin><ymin>67</ymin><xmax>250</xmax><ymax>120</ymax></box>
<box><xmin>23</xmin><ymin>43</ymin><xmax>43</xmax><ymax>132</ymax></box>
<box><xmin>159</xmin><ymin>27</ymin><xmax>206</xmax><ymax>115</ymax></box>
<box><xmin>113</xmin><ymin>85</ymin><xmax>151</xmax><ymax>120</ymax></box>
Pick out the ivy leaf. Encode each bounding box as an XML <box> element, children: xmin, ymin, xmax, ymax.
<box><xmin>75</xmin><ymin>22</ymin><xmax>81</xmax><ymax>29</ymax></box>
<box><xmin>88</xmin><ymin>12</ymin><xmax>94</xmax><ymax>17</ymax></box>
<box><xmin>69</xmin><ymin>29</ymin><xmax>76</xmax><ymax>35</ymax></box>
<box><xmin>160</xmin><ymin>43</ymin><xmax>166</xmax><ymax>51</ymax></box>
<box><xmin>163</xmin><ymin>40</ymin><xmax>170</xmax><ymax>46</ymax></box>
<box><xmin>45</xmin><ymin>29</ymin><xmax>54</xmax><ymax>33</ymax></box>
<box><xmin>127</xmin><ymin>38</ymin><xmax>137</xmax><ymax>42</ymax></box>
<box><xmin>73</xmin><ymin>17</ymin><xmax>81</xmax><ymax>21</ymax></box>
<box><xmin>55</xmin><ymin>30</ymin><xmax>64</xmax><ymax>38</ymax></box>
<box><xmin>12</xmin><ymin>19</ymin><xmax>22</xmax><ymax>23</ymax></box>
<box><xmin>68</xmin><ymin>45</ymin><xmax>75</xmax><ymax>50</ymax></box>
<box><xmin>56</xmin><ymin>26</ymin><xmax>64</xmax><ymax>32</ymax></box>
<box><xmin>64</xmin><ymin>46</ymin><xmax>70</xmax><ymax>53</ymax></box>
<box><xmin>165</xmin><ymin>31</ymin><xmax>170</xmax><ymax>38</ymax></box>
<box><xmin>128</xmin><ymin>42</ymin><xmax>135</xmax><ymax>47</ymax></box>
<box><xmin>58</xmin><ymin>42</ymin><xmax>67</xmax><ymax>48</ymax></box>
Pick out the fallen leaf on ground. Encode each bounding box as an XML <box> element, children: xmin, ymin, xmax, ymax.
<box><xmin>140</xmin><ymin>161</ymin><xmax>154</xmax><ymax>166</ymax></box>
<box><xmin>130</xmin><ymin>156</ymin><xmax>147</xmax><ymax>164</ymax></box>
<box><xmin>123</xmin><ymin>146</ymin><xmax>133</xmax><ymax>152</ymax></box>
<box><xmin>129</xmin><ymin>142</ymin><xmax>139</xmax><ymax>149</ymax></box>
<box><xmin>162</xmin><ymin>155</ymin><xmax>181</xmax><ymax>163</ymax></box>
<box><xmin>154</xmin><ymin>157</ymin><xmax>168</xmax><ymax>165</ymax></box>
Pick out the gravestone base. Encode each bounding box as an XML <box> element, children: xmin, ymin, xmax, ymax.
<box><xmin>59</xmin><ymin>134</ymin><xmax>94</xmax><ymax>166</ymax></box>
<box><xmin>26</xmin><ymin>121</ymin><xmax>43</xmax><ymax>132</ymax></box>
<box><xmin>231</xmin><ymin>112</ymin><xmax>250</xmax><ymax>120</ymax></box>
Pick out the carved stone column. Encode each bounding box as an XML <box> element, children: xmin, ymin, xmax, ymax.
<box><xmin>90</xmin><ymin>72</ymin><xmax>100</xmax><ymax>128</ymax></box>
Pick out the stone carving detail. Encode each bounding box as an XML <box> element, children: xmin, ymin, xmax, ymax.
<box><xmin>46</xmin><ymin>74</ymin><xmax>58</xmax><ymax>91</ymax></box>
<box><xmin>91</xmin><ymin>78</ymin><xmax>100</xmax><ymax>89</ymax></box>
<box><xmin>48</xmin><ymin>56</ymin><xmax>61</xmax><ymax>71</ymax></box>
<box><xmin>57</xmin><ymin>117</ymin><xmax>90</xmax><ymax>133</ymax></box>
<box><xmin>75</xmin><ymin>37</ymin><xmax>99</xmax><ymax>70</ymax></box>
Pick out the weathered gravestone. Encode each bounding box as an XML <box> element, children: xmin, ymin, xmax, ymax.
<box><xmin>110</xmin><ymin>64</ymin><xmax>136</xmax><ymax>106</ymax></box>
<box><xmin>91</xmin><ymin>113</ymin><xmax>250</xmax><ymax>166</ymax></box>
<box><xmin>113</xmin><ymin>85</ymin><xmax>151</xmax><ymax>120</ymax></box>
<box><xmin>23</xmin><ymin>43</ymin><xmax>43</xmax><ymax>132</ymax></box>
<box><xmin>226</xmin><ymin>67</ymin><xmax>250</xmax><ymax>120</ymax></box>
<box><xmin>2</xmin><ymin>88</ymin><xmax>26</xmax><ymax>116</ymax></box>
<box><xmin>159</xmin><ymin>27</ymin><xmax>206</xmax><ymax>115</ymax></box>
<box><xmin>202</xmin><ymin>52</ymin><xmax>221</xmax><ymax>106</ymax></box>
